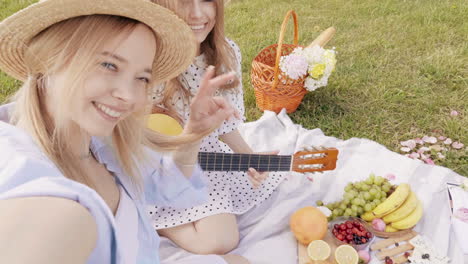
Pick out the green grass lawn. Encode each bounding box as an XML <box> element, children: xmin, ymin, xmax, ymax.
<box><xmin>1</xmin><ymin>0</ymin><xmax>467</xmax><ymax>175</ymax></box>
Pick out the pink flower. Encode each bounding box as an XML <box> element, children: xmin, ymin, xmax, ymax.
<box><xmin>444</xmin><ymin>138</ymin><xmax>453</xmax><ymax>145</ymax></box>
<box><xmin>408</xmin><ymin>152</ymin><xmax>420</xmax><ymax>159</ymax></box>
<box><xmin>385</xmin><ymin>174</ymin><xmax>396</xmax><ymax>181</ymax></box>
<box><xmin>424</xmin><ymin>159</ymin><xmax>435</xmax><ymax>165</ymax></box>
<box><xmin>400</xmin><ymin>139</ymin><xmax>416</xmax><ymax>149</ymax></box>
<box><xmin>415</xmin><ymin>138</ymin><xmax>424</xmax><ymax>145</ymax></box>
<box><xmin>450</xmin><ymin>110</ymin><xmax>459</xmax><ymax>116</ymax></box>
<box><xmin>438</xmin><ymin>136</ymin><xmax>447</xmax><ymax>141</ymax></box>
<box><xmin>420</xmin><ymin>153</ymin><xmax>429</xmax><ymax>160</ymax></box>
<box><xmin>422</xmin><ymin>136</ymin><xmax>437</xmax><ymax>144</ymax></box>
<box><xmin>454</xmin><ymin>208</ymin><xmax>468</xmax><ymax>223</ymax></box>
<box><xmin>452</xmin><ymin>142</ymin><xmax>464</xmax><ymax>149</ymax></box>
<box><xmin>437</xmin><ymin>152</ymin><xmax>446</xmax><ymax>159</ymax></box>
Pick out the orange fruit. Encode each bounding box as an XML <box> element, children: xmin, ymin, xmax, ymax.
<box><xmin>290</xmin><ymin>206</ymin><xmax>328</xmax><ymax>245</ymax></box>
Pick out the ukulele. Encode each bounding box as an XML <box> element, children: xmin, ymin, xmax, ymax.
<box><xmin>147</xmin><ymin>112</ymin><xmax>338</xmax><ymax>173</ymax></box>
<box><xmin>197</xmin><ymin>148</ymin><xmax>338</xmax><ymax>173</ymax></box>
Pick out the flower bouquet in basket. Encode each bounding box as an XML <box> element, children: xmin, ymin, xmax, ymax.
<box><xmin>279</xmin><ymin>43</ymin><xmax>337</xmax><ymax>92</ymax></box>
<box><xmin>251</xmin><ymin>10</ymin><xmax>337</xmax><ymax>113</ymax></box>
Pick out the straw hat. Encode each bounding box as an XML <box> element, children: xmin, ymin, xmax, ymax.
<box><xmin>0</xmin><ymin>0</ymin><xmax>196</xmax><ymax>83</ymax></box>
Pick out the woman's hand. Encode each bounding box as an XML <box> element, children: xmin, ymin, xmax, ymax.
<box><xmin>247</xmin><ymin>151</ymin><xmax>280</xmax><ymax>188</ymax></box>
<box><xmin>183</xmin><ymin>66</ymin><xmax>240</xmax><ymax>136</ymax></box>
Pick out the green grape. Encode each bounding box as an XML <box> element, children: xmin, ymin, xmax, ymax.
<box><xmin>373</xmin><ymin>199</ymin><xmax>381</xmax><ymax>205</ymax></box>
<box><xmin>369</xmin><ymin>188</ymin><xmax>378</xmax><ymax>196</ymax></box>
<box><xmin>352</xmin><ymin>198</ymin><xmax>361</xmax><ymax>206</ymax></box>
<box><xmin>316</xmin><ymin>200</ymin><xmax>324</xmax><ymax>206</ymax></box>
<box><xmin>363</xmin><ymin>192</ymin><xmax>371</xmax><ymax>201</ymax></box>
<box><xmin>380</xmin><ymin>191</ymin><xmax>387</xmax><ymax>199</ymax></box>
<box><xmin>361</xmin><ymin>184</ymin><xmax>371</xmax><ymax>191</ymax></box>
<box><xmin>374</xmin><ymin>192</ymin><xmax>382</xmax><ymax>199</ymax></box>
<box><xmin>325</xmin><ymin>204</ymin><xmax>334</xmax><ymax>210</ymax></box>
<box><xmin>357</xmin><ymin>206</ymin><xmax>364</xmax><ymax>215</ymax></box>
<box><xmin>364</xmin><ymin>204</ymin><xmax>372</xmax><ymax>212</ymax></box>
<box><xmin>343</xmin><ymin>198</ymin><xmax>351</xmax><ymax>205</ymax></box>
<box><xmin>369</xmin><ymin>173</ymin><xmax>376</xmax><ymax>182</ymax></box>
<box><xmin>351</xmin><ymin>211</ymin><xmax>358</xmax><ymax>217</ymax></box>
<box><xmin>339</xmin><ymin>203</ymin><xmax>347</xmax><ymax>210</ymax></box>
<box><xmin>332</xmin><ymin>209</ymin><xmax>340</xmax><ymax>217</ymax></box>
<box><xmin>364</xmin><ymin>177</ymin><xmax>373</xmax><ymax>185</ymax></box>
<box><xmin>344</xmin><ymin>192</ymin><xmax>354</xmax><ymax>200</ymax></box>
<box><xmin>336</xmin><ymin>208</ymin><xmax>344</xmax><ymax>216</ymax></box>
<box><xmin>345</xmin><ymin>208</ymin><xmax>353</xmax><ymax>216</ymax></box>
<box><xmin>374</xmin><ymin>176</ymin><xmax>385</xmax><ymax>186</ymax></box>
<box><xmin>351</xmin><ymin>204</ymin><xmax>359</xmax><ymax>212</ymax></box>
<box><xmin>344</xmin><ymin>183</ymin><xmax>353</xmax><ymax>192</ymax></box>
<box><xmin>382</xmin><ymin>183</ymin><xmax>391</xmax><ymax>193</ymax></box>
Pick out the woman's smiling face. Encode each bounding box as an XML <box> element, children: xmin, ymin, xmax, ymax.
<box><xmin>47</xmin><ymin>23</ymin><xmax>156</xmax><ymax>137</ymax></box>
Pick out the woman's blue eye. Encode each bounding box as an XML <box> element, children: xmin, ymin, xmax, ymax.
<box><xmin>101</xmin><ymin>62</ymin><xmax>117</xmax><ymax>70</ymax></box>
<box><xmin>138</xmin><ymin>77</ymin><xmax>150</xmax><ymax>84</ymax></box>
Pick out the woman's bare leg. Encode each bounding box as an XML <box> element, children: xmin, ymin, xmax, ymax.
<box><xmin>158</xmin><ymin>213</ymin><xmax>239</xmax><ymax>255</ymax></box>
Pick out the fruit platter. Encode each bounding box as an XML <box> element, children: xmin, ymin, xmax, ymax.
<box><xmin>292</xmin><ymin>173</ymin><xmax>449</xmax><ymax>264</ymax></box>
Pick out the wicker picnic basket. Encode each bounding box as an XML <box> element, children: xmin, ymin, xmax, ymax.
<box><xmin>251</xmin><ymin>10</ymin><xmax>306</xmax><ymax>114</ymax></box>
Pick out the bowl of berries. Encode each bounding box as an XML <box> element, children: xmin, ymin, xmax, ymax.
<box><xmin>330</xmin><ymin>217</ymin><xmax>374</xmax><ymax>250</ymax></box>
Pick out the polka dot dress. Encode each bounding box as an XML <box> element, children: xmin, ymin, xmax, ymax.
<box><xmin>148</xmin><ymin>39</ymin><xmax>286</xmax><ymax>229</ymax></box>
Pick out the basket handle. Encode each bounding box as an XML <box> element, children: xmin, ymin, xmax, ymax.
<box><xmin>272</xmin><ymin>10</ymin><xmax>299</xmax><ymax>90</ymax></box>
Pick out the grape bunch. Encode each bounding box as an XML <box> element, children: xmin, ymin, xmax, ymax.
<box><xmin>316</xmin><ymin>174</ymin><xmax>395</xmax><ymax>221</ymax></box>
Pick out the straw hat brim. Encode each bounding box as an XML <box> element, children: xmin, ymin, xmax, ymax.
<box><xmin>0</xmin><ymin>0</ymin><xmax>196</xmax><ymax>83</ymax></box>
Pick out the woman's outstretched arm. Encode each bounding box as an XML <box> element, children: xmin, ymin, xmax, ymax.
<box><xmin>0</xmin><ymin>197</ymin><xmax>97</xmax><ymax>264</ymax></box>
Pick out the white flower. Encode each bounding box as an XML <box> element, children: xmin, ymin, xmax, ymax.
<box><xmin>400</xmin><ymin>139</ymin><xmax>417</xmax><ymax>149</ymax></box>
<box><xmin>279</xmin><ymin>54</ymin><xmax>308</xmax><ymax>80</ymax></box>
<box><xmin>444</xmin><ymin>138</ymin><xmax>453</xmax><ymax>145</ymax></box>
<box><xmin>400</xmin><ymin>147</ymin><xmax>412</xmax><ymax>152</ymax></box>
<box><xmin>422</xmin><ymin>136</ymin><xmax>437</xmax><ymax>144</ymax></box>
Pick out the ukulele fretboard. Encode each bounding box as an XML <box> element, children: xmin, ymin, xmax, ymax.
<box><xmin>198</xmin><ymin>152</ymin><xmax>292</xmax><ymax>172</ymax></box>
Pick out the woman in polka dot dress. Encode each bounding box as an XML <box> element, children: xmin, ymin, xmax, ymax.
<box><xmin>148</xmin><ymin>0</ymin><xmax>285</xmax><ymax>255</ymax></box>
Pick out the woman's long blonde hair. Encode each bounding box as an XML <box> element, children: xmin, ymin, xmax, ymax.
<box><xmin>151</xmin><ymin>0</ymin><xmax>240</xmax><ymax>120</ymax></box>
<box><xmin>11</xmin><ymin>15</ymin><xmax>204</xmax><ymax>192</ymax></box>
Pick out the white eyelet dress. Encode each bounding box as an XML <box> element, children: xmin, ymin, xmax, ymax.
<box><xmin>147</xmin><ymin>39</ymin><xmax>286</xmax><ymax>229</ymax></box>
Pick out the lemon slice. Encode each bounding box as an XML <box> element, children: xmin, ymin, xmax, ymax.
<box><xmin>307</xmin><ymin>240</ymin><xmax>331</xmax><ymax>260</ymax></box>
<box><xmin>334</xmin><ymin>244</ymin><xmax>359</xmax><ymax>264</ymax></box>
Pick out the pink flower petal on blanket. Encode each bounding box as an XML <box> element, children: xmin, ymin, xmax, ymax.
<box><xmin>444</xmin><ymin>138</ymin><xmax>453</xmax><ymax>145</ymax></box>
<box><xmin>422</xmin><ymin>136</ymin><xmax>437</xmax><ymax>144</ymax></box>
<box><xmin>424</xmin><ymin>158</ymin><xmax>435</xmax><ymax>165</ymax></box>
<box><xmin>452</xmin><ymin>142</ymin><xmax>464</xmax><ymax>149</ymax></box>
<box><xmin>408</xmin><ymin>152</ymin><xmax>420</xmax><ymax>159</ymax></box>
<box><xmin>385</xmin><ymin>174</ymin><xmax>396</xmax><ymax>180</ymax></box>
<box><xmin>400</xmin><ymin>147</ymin><xmax>411</xmax><ymax>152</ymax></box>
<box><xmin>450</xmin><ymin>110</ymin><xmax>459</xmax><ymax>116</ymax></box>
<box><xmin>400</xmin><ymin>140</ymin><xmax>416</xmax><ymax>149</ymax></box>
<box><xmin>454</xmin><ymin>208</ymin><xmax>468</xmax><ymax>223</ymax></box>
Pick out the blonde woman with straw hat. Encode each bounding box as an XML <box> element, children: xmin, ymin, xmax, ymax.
<box><xmin>0</xmin><ymin>0</ymin><xmax>249</xmax><ymax>263</ymax></box>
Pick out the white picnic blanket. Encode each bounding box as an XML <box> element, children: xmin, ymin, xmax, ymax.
<box><xmin>160</xmin><ymin>109</ymin><xmax>467</xmax><ymax>264</ymax></box>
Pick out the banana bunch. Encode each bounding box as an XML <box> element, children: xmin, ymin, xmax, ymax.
<box><xmin>361</xmin><ymin>183</ymin><xmax>424</xmax><ymax>231</ymax></box>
